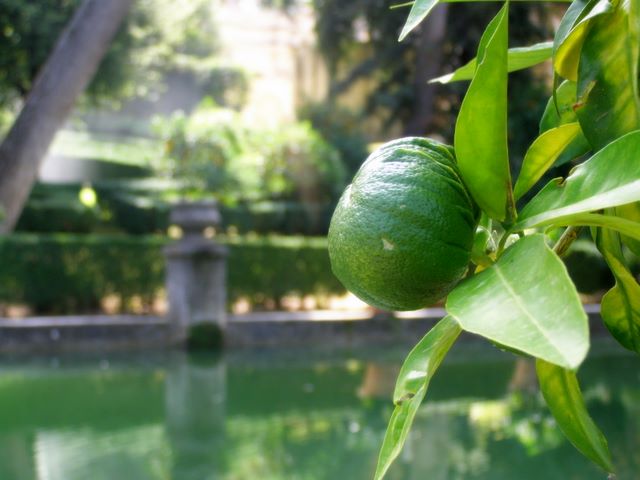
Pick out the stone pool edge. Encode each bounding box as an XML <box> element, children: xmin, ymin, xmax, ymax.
<box><xmin>0</xmin><ymin>305</ymin><xmax>606</xmax><ymax>353</ymax></box>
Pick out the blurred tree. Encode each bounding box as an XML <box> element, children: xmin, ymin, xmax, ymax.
<box><xmin>311</xmin><ymin>0</ymin><xmax>447</xmax><ymax>136</ymax></box>
<box><xmin>0</xmin><ymin>0</ymin><xmax>133</xmax><ymax>233</ymax></box>
<box><xmin>309</xmin><ymin>1</ymin><xmax>555</xmax><ymax>142</ymax></box>
<box><xmin>0</xmin><ymin>0</ymin><xmax>221</xmax><ymax>109</ymax></box>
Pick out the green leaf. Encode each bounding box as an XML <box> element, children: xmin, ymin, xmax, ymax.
<box><xmin>615</xmin><ymin>201</ymin><xmax>640</xmax><ymax>256</ymax></box>
<box><xmin>553</xmin><ymin>0</ymin><xmax>613</xmax><ymax>81</ymax></box>
<box><xmin>471</xmin><ymin>213</ymin><xmax>494</xmax><ymax>267</ymax></box>
<box><xmin>374</xmin><ymin>316</ymin><xmax>461</xmax><ymax>480</ymax></box>
<box><xmin>399</xmin><ymin>0</ymin><xmax>572</xmax><ymax>40</ymax></box>
<box><xmin>430</xmin><ymin>41</ymin><xmax>552</xmax><ymax>84</ymax></box>
<box><xmin>553</xmin><ymin>0</ymin><xmax>591</xmax><ymax>62</ymax></box>
<box><xmin>538</xmin><ymin>80</ymin><xmax>592</xmax><ymax>166</ymax></box>
<box><xmin>398</xmin><ymin>0</ymin><xmax>438</xmax><ymax>41</ymax></box>
<box><xmin>539</xmin><ymin>80</ymin><xmax>579</xmax><ymax>133</ymax></box>
<box><xmin>447</xmin><ymin>234</ymin><xmax>589</xmax><ymax>369</ymax></box>
<box><xmin>576</xmin><ymin>0</ymin><xmax>640</xmax><ymax>150</ymax></box>
<box><xmin>554</xmin><ymin>134</ymin><xmax>591</xmax><ymax>168</ymax></box>
<box><xmin>594</xmin><ymin>227</ymin><xmax>640</xmax><ymax>353</ymax></box>
<box><xmin>514</xmin><ymin>123</ymin><xmax>583</xmax><ymax>200</ymax></box>
<box><xmin>454</xmin><ymin>3</ymin><xmax>512</xmax><ymax>221</ymax></box>
<box><xmin>514</xmin><ymin>130</ymin><xmax>640</xmax><ymax>231</ymax></box>
<box><xmin>536</xmin><ymin>359</ymin><xmax>614</xmax><ymax>473</ymax></box>
<box><xmin>547</xmin><ymin>212</ymin><xmax>640</xmax><ymax>243</ymax></box>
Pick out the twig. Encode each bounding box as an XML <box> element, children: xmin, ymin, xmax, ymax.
<box><xmin>553</xmin><ymin>226</ymin><xmax>583</xmax><ymax>258</ymax></box>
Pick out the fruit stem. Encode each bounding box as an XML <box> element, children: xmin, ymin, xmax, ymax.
<box><xmin>553</xmin><ymin>226</ymin><xmax>582</xmax><ymax>258</ymax></box>
<box><xmin>496</xmin><ymin>232</ymin><xmax>510</xmax><ymax>257</ymax></box>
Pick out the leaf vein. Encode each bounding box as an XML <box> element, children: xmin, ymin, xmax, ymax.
<box><xmin>493</xmin><ymin>264</ymin><xmax>567</xmax><ymax>363</ymax></box>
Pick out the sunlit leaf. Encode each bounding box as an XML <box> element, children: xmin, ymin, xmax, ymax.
<box><xmin>544</xmin><ymin>212</ymin><xmax>640</xmax><ymax>243</ymax></box>
<box><xmin>454</xmin><ymin>3</ymin><xmax>512</xmax><ymax>221</ymax></box>
<box><xmin>553</xmin><ymin>0</ymin><xmax>591</xmax><ymax>66</ymax></box>
<box><xmin>398</xmin><ymin>0</ymin><xmax>572</xmax><ymax>41</ymax></box>
<box><xmin>514</xmin><ymin>131</ymin><xmax>640</xmax><ymax>231</ymax></box>
<box><xmin>398</xmin><ymin>0</ymin><xmax>439</xmax><ymax>41</ymax></box>
<box><xmin>594</xmin><ymin>227</ymin><xmax>640</xmax><ymax>353</ymax></box>
<box><xmin>374</xmin><ymin>316</ymin><xmax>461</xmax><ymax>480</ymax></box>
<box><xmin>430</xmin><ymin>41</ymin><xmax>552</xmax><ymax>84</ymax></box>
<box><xmin>539</xmin><ymin>80</ymin><xmax>579</xmax><ymax>133</ymax></box>
<box><xmin>538</xmin><ymin>80</ymin><xmax>592</xmax><ymax>166</ymax></box>
<box><xmin>553</xmin><ymin>0</ymin><xmax>612</xmax><ymax>81</ymax></box>
<box><xmin>447</xmin><ymin>234</ymin><xmax>589</xmax><ymax>369</ymax></box>
<box><xmin>514</xmin><ymin>123</ymin><xmax>583</xmax><ymax>200</ymax></box>
<box><xmin>536</xmin><ymin>359</ymin><xmax>614</xmax><ymax>472</ymax></box>
<box><xmin>576</xmin><ymin>0</ymin><xmax>640</xmax><ymax>150</ymax></box>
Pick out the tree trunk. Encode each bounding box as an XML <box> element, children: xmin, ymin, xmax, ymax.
<box><xmin>403</xmin><ymin>3</ymin><xmax>448</xmax><ymax>136</ymax></box>
<box><xmin>0</xmin><ymin>0</ymin><xmax>135</xmax><ymax>233</ymax></box>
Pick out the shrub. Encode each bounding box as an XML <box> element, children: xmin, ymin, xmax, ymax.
<box><xmin>0</xmin><ymin>234</ymin><xmax>345</xmax><ymax>314</ymax></box>
<box><xmin>0</xmin><ymin>233</ymin><xmax>616</xmax><ymax>315</ymax></box>
<box><xmin>299</xmin><ymin>102</ymin><xmax>370</xmax><ymax>176</ymax></box>
<box><xmin>152</xmin><ymin>101</ymin><xmax>347</xmax><ymax>205</ymax></box>
<box><xmin>15</xmin><ymin>184</ymin><xmax>101</xmax><ymax>233</ymax></box>
<box><xmin>16</xmin><ymin>182</ymin><xmax>337</xmax><ymax>236</ymax></box>
<box><xmin>0</xmin><ymin>234</ymin><xmax>166</xmax><ymax>313</ymax></box>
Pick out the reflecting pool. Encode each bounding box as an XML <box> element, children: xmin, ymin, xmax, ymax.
<box><xmin>0</xmin><ymin>340</ymin><xmax>637</xmax><ymax>479</ymax></box>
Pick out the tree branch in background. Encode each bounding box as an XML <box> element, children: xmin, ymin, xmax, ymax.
<box><xmin>0</xmin><ymin>0</ymin><xmax>134</xmax><ymax>233</ymax></box>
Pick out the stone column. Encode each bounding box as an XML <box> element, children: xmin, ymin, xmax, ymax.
<box><xmin>164</xmin><ymin>201</ymin><xmax>228</xmax><ymax>346</ymax></box>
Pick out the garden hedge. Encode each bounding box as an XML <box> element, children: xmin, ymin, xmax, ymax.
<box><xmin>0</xmin><ymin>235</ymin><xmax>621</xmax><ymax>315</ymax></box>
<box><xmin>0</xmin><ymin>234</ymin><xmax>344</xmax><ymax>314</ymax></box>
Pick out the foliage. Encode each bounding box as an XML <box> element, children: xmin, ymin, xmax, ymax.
<box><xmin>224</xmin><ymin>235</ymin><xmax>345</xmax><ymax>308</ymax></box>
<box><xmin>220</xmin><ymin>201</ymin><xmax>337</xmax><ymax>236</ymax></box>
<box><xmin>153</xmin><ymin>101</ymin><xmax>347</xmax><ymax>206</ymax></box>
<box><xmin>15</xmin><ymin>184</ymin><xmax>101</xmax><ymax>234</ymax></box>
<box><xmin>0</xmin><ymin>234</ymin><xmax>166</xmax><ymax>313</ymax></box>
<box><xmin>310</xmin><ymin>0</ymin><xmax>554</xmax><ymax>146</ymax></box>
<box><xmin>0</xmin><ymin>0</ymin><xmax>224</xmax><ymax>108</ymax></box>
<box><xmin>16</xmin><ymin>181</ymin><xmax>342</xmax><ymax>236</ymax></box>
<box><xmin>327</xmin><ymin>1</ymin><xmax>640</xmax><ymax>477</ymax></box>
<box><xmin>249</xmin><ymin>121</ymin><xmax>347</xmax><ymax>205</ymax></box>
<box><xmin>0</xmin><ymin>234</ymin><xmax>345</xmax><ymax>314</ymax></box>
<box><xmin>299</xmin><ymin>102</ymin><xmax>370</xmax><ymax>176</ymax></box>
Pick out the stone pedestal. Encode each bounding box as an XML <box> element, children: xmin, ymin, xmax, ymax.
<box><xmin>164</xmin><ymin>201</ymin><xmax>228</xmax><ymax>345</ymax></box>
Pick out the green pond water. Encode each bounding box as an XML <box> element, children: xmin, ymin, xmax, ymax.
<box><xmin>0</xmin><ymin>340</ymin><xmax>637</xmax><ymax>480</ymax></box>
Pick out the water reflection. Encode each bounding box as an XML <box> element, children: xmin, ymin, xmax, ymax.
<box><xmin>0</xmin><ymin>344</ymin><xmax>637</xmax><ymax>480</ymax></box>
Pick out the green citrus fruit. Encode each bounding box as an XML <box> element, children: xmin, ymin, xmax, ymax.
<box><xmin>328</xmin><ymin>137</ymin><xmax>479</xmax><ymax>311</ymax></box>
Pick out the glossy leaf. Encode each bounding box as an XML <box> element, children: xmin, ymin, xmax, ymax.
<box><xmin>374</xmin><ymin>316</ymin><xmax>461</xmax><ymax>480</ymax></box>
<box><xmin>454</xmin><ymin>3</ymin><xmax>512</xmax><ymax>221</ymax></box>
<box><xmin>398</xmin><ymin>0</ymin><xmax>571</xmax><ymax>41</ymax></box>
<box><xmin>514</xmin><ymin>123</ymin><xmax>583</xmax><ymax>200</ymax></box>
<box><xmin>576</xmin><ymin>0</ymin><xmax>640</xmax><ymax>150</ymax></box>
<box><xmin>615</xmin><ymin>202</ymin><xmax>640</xmax><ymax>256</ymax></box>
<box><xmin>536</xmin><ymin>359</ymin><xmax>614</xmax><ymax>472</ymax></box>
<box><xmin>398</xmin><ymin>0</ymin><xmax>438</xmax><ymax>41</ymax></box>
<box><xmin>553</xmin><ymin>0</ymin><xmax>612</xmax><ymax>81</ymax></box>
<box><xmin>430</xmin><ymin>41</ymin><xmax>552</xmax><ymax>84</ymax></box>
<box><xmin>539</xmin><ymin>80</ymin><xmax>579</xmax><ymax>132</ymax></box>
<box><xmin>471</xmin><ymin>213</ymin><xmax>494</xmax><ymax>267</ymax></box>
<box><xmin>594</xmin><ymin>227</ymin><xmax>640</xmax><ymax>353</ymax></box>
<box><xmin>514</xmin><ymin>130</ymin><xmax>640</xmax><ymax>231</ymax></box>
<box><xmin>545</xmin><ymin>212</ymin><xmax>640</xmax><ymax>243</ymax></box>
<box><xmin>538</xmin><ymin>80</ymin><xmax>591</xmax><ymax>166</ymax></box>
<box><xmin>553</xmin><ymin>0</ymin><xmax>591</xmax><ymax>67</ymax></box>
<box><xmin>553</xmin><ymin>133</ymin><xmax>591</xmax><ymax>167</ymax></box>
<box><xmin>447</xmin><ymin>234</ymin><xmax>589</xmax><ymax>369</ymax></box>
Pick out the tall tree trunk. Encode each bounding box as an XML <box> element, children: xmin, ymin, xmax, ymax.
<box><xmin>403</xmin><ymin>3</ymin><xmax>448</xmax><ymax>136</ymax></box>
<box><xmin>0</xmin><ymin>0</ymin><xmax>134</xmax><ymax>233</ymax></box>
